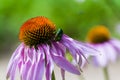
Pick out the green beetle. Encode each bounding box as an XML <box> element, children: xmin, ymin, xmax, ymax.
<box><xmin>54</xmin><ymin>28</ymin><xmax>63</xmax><ymax>41</ymax></box>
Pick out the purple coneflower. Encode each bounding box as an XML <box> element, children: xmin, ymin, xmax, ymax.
<box><xmin>86</xmin><ymin>25</ymin><xmax>120</xmax><ymax>67</ymax></box>
<box><xmin>6</xmin><ymin>16</ymin><xmax>97</xmax><ymax>80</ymax></box>
<box><xmin>86</xmin><ymin>25</ymin><xmax>120</xmax><ymax>80</ymax></box>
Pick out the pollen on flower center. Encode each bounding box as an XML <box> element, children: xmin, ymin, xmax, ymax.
<box><xmin>19</xmin><ymin>16</ymin><xmax>56</xmax><ymax>47</ymax></box>
<box><xmin>87</xmin><ymin>25</ymin><xmax>110</xmax><ymax>44</ymax></box>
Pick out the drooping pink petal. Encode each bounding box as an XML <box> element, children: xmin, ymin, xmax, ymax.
<box><xmin>51</xmin><ymin>54</ymin><xmax>80</xmax><ymax>75</ymax></box>
<box><xmin>103</xmin><ymin>43</ymin><xmax>117</xmax><ymax>62</ymax></box>
<box><xmin>34</xmin><ymin>54</ymin><xmax>45</xmax><ymax>80</ymax></box>
<box><xmin>93</xmin><ymin>44</ymin><xmax>107</xmax><ymax>67</ymax></box>
<box><xmin>61</xmin><ymin>40</ymin><xmax>77</xmax><ymax>60</ymax></box>
<box><xmin>42</xmin><ymin>44</ymin><xmax>51</xmax><ymax>62</ymax></box>
<box><xmin>10</xmin><ymin>44</ymin><xmax>24</xmax><ymax>62</ymax></box>
<box><xmin>7</xmin><ymin>45</ymin><xmax>24</xmax><ymax>80</ymax></box>
<box><xmin>75</xmin><ymin>40</ymin><xmax>99</xmax><ymax>55</ymax></box>
<box><xmin>20</xmin><ymin>60</ymin><xmax>31</xmax><ymax>80</ymax></box>
<box><xmin>52</xmin><ymin>42</ymin><xmax>66</xmax><ymax>56</ymax></box>
<box><xmin>46</xmin><ymin>61</ymin><xmax>54</xmax><ymax>80</ymax></box>
<box><xmin>42</xmin><ymin>44</ymin><xmax>54</xmax><ymax>80</ymax></box>
<box><xmin>26</xmin><ymin>49</ymin><xmax>37</xmax><ymax>80</ymax></box>
<box><xmin>109</xmin><ymin>39</ymin><xmax>120</xmax><ymax>54</ymax></box>
<box><xmin>61</xmin><ymin>34</ymin><xmax>99</xmax><ymax>56</ymax></box>
<box><xmin>8</xmin><ymin>57</ymin><xmax>19</xmax><ymax>80</ymax></box>
<box><xmin>26</xmin><ymin>62</ymin><xmax>36</xmax><ymax>80</ymax></box>
<box><xmin>27</xmin><ymin>47</ymin><xmax>34</xmax><ymax>61</ymax></box>
<box><xmin>60</xmin><ymin>35</ymin><xmax>89</xmax><ymax>65</ymax></box>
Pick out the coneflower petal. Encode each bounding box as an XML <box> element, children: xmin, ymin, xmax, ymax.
<box><xmin>7</xmin><ymin>45</ymin><xmax>24</xmax><ymax>80</ymax></box>
<box><xmin>46</xmin><ymin>61</ymin><xmax>53</xmax><ymax>80</ymax></box>
<box><xmin>110</xmin><ymin>39</ymin><xmax>120</xmax><ymax>53</ymax></box>
<box><xmin>93</xmin><ymin>45</ymin><xmax>107</xmax><ymax>67</ymax></box>
<box><xmin>20</xmin><ymin>60</ymin><xmax>31</xmax><ymax>80</ymax></box>
<box><xmin>28</xmin><ymin>63</ymin><xmax>36</xmax><ymax>80</ymax></box>
<box><xmin>103</xmin><ymin>43</ymin><xmax>117</xmax><ymax>62</ymax></box>
<box><xmin>34</xmin><ymin>55</ymin><xmax>45</xmax><ymax>80</ymax></box>
<box><xmin>51</xmin><ymin>54</ymin><xmax>80</xmax><ymax>75</ymax></box>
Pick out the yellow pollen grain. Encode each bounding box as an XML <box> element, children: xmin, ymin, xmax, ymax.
<box><xmin>86</xmin><ymin>25</ymin><xmax>110</xmax><ymax>44</ymax></box>
<box><xmin>19</xmin><ymin>16</ymin><xmax>56</xmax><ymax>47</ymax></box>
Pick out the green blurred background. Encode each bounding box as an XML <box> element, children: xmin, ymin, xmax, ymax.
<box><xmin>0</xmin><ymin>0</ymin><xmax>120</xmax><ymax>55</ymax></box>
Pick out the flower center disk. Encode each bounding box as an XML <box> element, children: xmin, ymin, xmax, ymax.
<box><xmin>87</xmin><ymin>25</ymin><xmax>110</xmax><ymax>44</ymax></box>
<box><xmin>19</xmin><ymin>16</ymin><xmax>56</xmax><ymax>47</ymax></box>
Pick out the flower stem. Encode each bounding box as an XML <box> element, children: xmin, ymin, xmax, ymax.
<box><xmin>52</xmin><ymin>71</ymin><xmax>56</xmax><ymax>80</ymax></box>
<box><xmin>103</xmin><ymin>67</ymin><xmax>109</xmax><ymax>80</ymax></box>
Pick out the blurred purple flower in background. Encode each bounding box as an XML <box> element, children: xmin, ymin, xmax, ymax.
<box><xmin>6</xmin><ymin>16</ymin><xmax>97</xmax><ymax>80</ymax></box>
<box><xmin>86</xmin><ymin>25</ymin><xmax>120</xmax><ymax>67</ymax></box>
